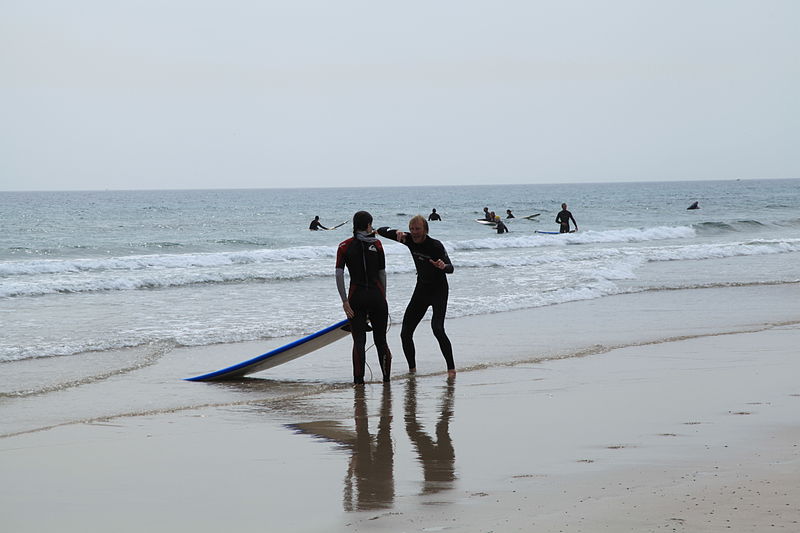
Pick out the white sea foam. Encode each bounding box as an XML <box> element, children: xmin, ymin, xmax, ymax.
<box><xmin>2</xmin><ymin>237</ymin><xmax>799</xmax><ymax>299</ymax></box>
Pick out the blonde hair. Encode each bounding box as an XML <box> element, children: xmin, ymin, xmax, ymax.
<box><xmin>408</xmin><ymin>214</ymin><xmax>428</xmax><ymax>233</ymax></box>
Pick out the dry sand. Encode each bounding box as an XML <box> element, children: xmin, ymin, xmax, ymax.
<box><xmin>1</xmin><ymin>286</ymin><xmax>798</xmax><ymax>532</ymax></box>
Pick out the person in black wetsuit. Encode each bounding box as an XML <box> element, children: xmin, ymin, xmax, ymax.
<box><xmin>336</xmin><ymin>211</ymin><xmax>392</xmax><ymax>384</ymax></box>
<box><xmin>494</xmin><ymin>216</ymin><xmax>509</xmax><ymax>234</ymax></box>
<box><xmin>309</xmin><ymin>216</ymin><xmax>328</xmax><ymax>230</ymax></box>
<box><xmin>428</xmin><ymin>208</ymin><xmax>441</xmax><ymax>221</ymax></box>
<box><xmin>377</xmin><ymin>215</ymin><xmax>455</xmax><ymax>376</ymax></box>
<box><xmin>555</xmin><ymin>203</ymin><xmax>578</xmax><ymax>233</ymax></box>
<box><xmin>506</xmin><ymin>209</ymin><xmax>515</xmax><ymax>219</ymax></box>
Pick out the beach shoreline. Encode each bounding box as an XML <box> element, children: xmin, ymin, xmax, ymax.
<box><xmin>2</xmin><ymin>284</ymin><xmax>799</xmax><ymax>532</ymax></box>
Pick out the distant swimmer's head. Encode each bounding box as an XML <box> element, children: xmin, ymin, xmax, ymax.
<box><xmin>408</xmin><ymin>214</ymin><xmax>428</xmax><ymax>242</ymax></box>
<box><xmin>352</xmin><ymin>210</ymin><xmax>373</xmax><ymax>233</ymax></box>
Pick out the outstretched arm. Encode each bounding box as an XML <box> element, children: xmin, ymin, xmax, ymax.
<box><xmin>377</xmin><ymin>226</ymin><xmax>406</xmax><ymax>243</ymax></box>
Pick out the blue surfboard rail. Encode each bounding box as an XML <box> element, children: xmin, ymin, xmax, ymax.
<box><xmin>185</xmin><ymin>319</ymin><xmax>351</xmax><ymax>381</ymax></box>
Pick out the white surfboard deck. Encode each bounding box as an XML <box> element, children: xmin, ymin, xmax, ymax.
<box><xmin>185</xmin><ymin>319</ymin><xmax>352</xmax><ymax>381</ymax></box>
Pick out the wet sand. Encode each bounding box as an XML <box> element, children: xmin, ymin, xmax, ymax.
<box><xmin>1</xmin><ymin>285</ymin><xmax>799</xmax><ymax>532</ymax></box>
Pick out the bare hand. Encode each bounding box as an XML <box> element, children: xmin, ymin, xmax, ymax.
<box><xmin>430</xmin><ymin>258</ymin><xmax>446</xmax><ymax>270</ymax></box>
<box><xmin>343</xmin><ymin>301</ymin><xmax>354</xmax><ymax>319</ymax></box>
<box><xmin>395</xmin><ymin>230</ymin><xmax>406</xmax><ymax>243</ymax></box>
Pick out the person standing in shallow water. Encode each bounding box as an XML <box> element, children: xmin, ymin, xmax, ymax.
<box><xmin>555</xmin><ymin>203</ymin><xmax>578</xmax><ymax>233</ymax></box>
<box><xmin>377</xmin><ymin>215</ymin><xmax>455</xmax><ymax>377</ymax></box>
<box><xmin>336</xmin><ymin>211</ymin><xmax>392</xmax><ymax>384</ymax></box>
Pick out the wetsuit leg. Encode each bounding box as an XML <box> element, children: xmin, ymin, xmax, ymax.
<box><xmin>559</xmin><ymin>223</ymin><xmax>570</xmax><ymax>233</ymax></box>
<box><xmin>368</xmin><ymin>291</ymin><xmax>392</xmax><ymax>382</ymax></box>
<box><xmin>400</xmin><ymin>286</ymin><xmax>430</xmax><ymax>371</ymax></box>
<box><xmin>349</xmin><ymin>291</ymin><xmax>369</xmax><ymax>384</ymax></box>
<box><xmin>429</xmin><ymin>285</ymin><xmax>455</xmax><ymax>370</ymax></box>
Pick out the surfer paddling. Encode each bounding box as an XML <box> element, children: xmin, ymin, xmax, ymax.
<box><xmin>377</xmin><ymin>215</ymin><xmax>456</xmax><ymax>377</ymax></box>
<box><xmin>309</xmin><ymin>216</ymin><xmax>328</xmax><ymax>230</ymax></box>
<box><xmin>336</xmin><ymin>211</ymin><xmax>392</xmax><ymax>384</ymax></box>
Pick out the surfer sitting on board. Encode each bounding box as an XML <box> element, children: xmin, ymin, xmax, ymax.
<box><xmin>336</xmin><ymin>211</ymin><xmax>392</xmax><ymax>384</ymax></box>
<box><xmin>483</xmin><ymin>207</ymin><xmax>493</xmax><ymax>222</ymax></box>
<box><xmin>377</xmin><ymin>215</ymin><xmax>456</xmax><ymax>377</ymax></box>
<box><xmin>309</xmin><ymin>216</ymin><xmax>328</xmax><ymax>231</ymax></box>
<box><xmin>555</xmin><ymin>203</ymin><xmax>578</xmax><ymax>233</ymax></box>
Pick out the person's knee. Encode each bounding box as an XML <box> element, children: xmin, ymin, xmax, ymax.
<box><xmin>431</xmin><ymin>322</ymin><xmax>446</xmax><ymax>337</ymax></box>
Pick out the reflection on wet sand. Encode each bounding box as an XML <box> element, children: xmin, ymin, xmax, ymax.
<box><xmin>287</xmin><ymin>378</ymin><xmax>457</xmax><ymax>511</ymax></box>
<box><xmin>405</xmin><ymin>376</ymin><xmax>457</xmax><ymax>495</ymax></box>
<box><xmin>287</xmin><ymin>384</ymin><xmax>394</xmax><ymax>511</ymax></box>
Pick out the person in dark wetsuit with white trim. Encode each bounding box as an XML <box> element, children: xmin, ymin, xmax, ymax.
<box><xmin>377</xmin><ymin>215</ymin><xmax>455</xmax><ymax>377</ymax></box>
<box><xmin>336</xmin><ymin>211</ymin><xmax>392</xmax><ymax>384</ymax></box>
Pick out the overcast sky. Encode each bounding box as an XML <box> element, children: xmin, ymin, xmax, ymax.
<box><xmin>2</xmin><ymin>1</ymin><xmax>798</xmax><ymax>191</ymax></box>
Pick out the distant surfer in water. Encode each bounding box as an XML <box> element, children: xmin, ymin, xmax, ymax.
<box><xmin>428</xmin><ymin>208</ymin><xmax>442</xmax><ymax>221</ymax></box>
<box><xmin>687</xmin><ymin>201</ymin><xmax>699</xmax><ymax>210</ymax></box>
<box><xmin>506</xmin><ymin>209</ymin><xmax>515</xmax><ymax>219</ymax></box>
<box><xmin>309</xmin><ymin>216</ymin><xmax>328</xmax><ymax>230</ymax></box>
<box><xmin>555</xmin><ymin>203</ymin><xmax>578</xmax><ymax>233</ymax></box>
<box><xmin>483</xmin><ymin>207</ymin><xmax>493</xmax><ymax>222</ymax></box>
<box><xmin>336</xmin><ymin>211</ymin><xmax>392</xmax><ymax>384</ymax></box>
<box><xmin>377</xmin><ymin>215</ymin><xmax>456</xmax><ymax>377</ymax></box>
<box><xmin>494</xmin><ymin>216</ymin><xmax>509</xmax><ymax>234</ymax></box>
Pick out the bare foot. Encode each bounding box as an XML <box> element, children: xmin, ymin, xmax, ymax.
<box><xmin>408</xmin><ymin>368</ymin><xmax>416</xmax><ymax>374</ymax></box>
<box><xmin>447</xmin><ymin>369</ymin><xmax>456</xmax><ymax>377</ymax></box>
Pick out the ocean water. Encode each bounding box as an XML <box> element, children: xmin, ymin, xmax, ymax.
<box><xmin>1</xmin><ymin>178</ymin><xmax>799</xmax><ymax>437</ymax></box>
<box><xmin>2</xmin><ymin>179</ymin><xmax>799</xmax><ymax>367</ymax></box>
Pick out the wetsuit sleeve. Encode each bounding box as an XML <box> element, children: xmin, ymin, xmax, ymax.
<box><xmin>335</xmin><ymin>242</ymin><xmax>348</xmax><ymax>302</ymax></box>
<box><xmin>436</xmin><ymin>242</ymin><xmax>455</xmax><ymax>274</ymax></box>
<box><xmin>378</xmin><ymin>269</ymin><xmax>386</xmax><ymax>295</ymax></box>
<box><xmin>335</xmin><ymin>268</ymin><xmax>347</xmax><ymax>302</ymax></box>
<box><xmin>376</xmin><ymin>227</ymin><xmax>398</xmax><ymax>241</ymax></box>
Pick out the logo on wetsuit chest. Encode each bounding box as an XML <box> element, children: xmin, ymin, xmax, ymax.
<box><xmin>368</xmin><ymin>244</ymin><xmax>377</xmax><ymax>252</ymax></box>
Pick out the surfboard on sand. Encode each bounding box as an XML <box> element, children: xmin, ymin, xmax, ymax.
<box><xmin>185</xmin><ymin>319</ymin><xmax>353</xmax><ymax>381</ymax></box>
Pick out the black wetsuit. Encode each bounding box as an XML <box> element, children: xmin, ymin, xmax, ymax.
<box><xmin>310</xmin><ymin>219</ymin><xmax>328</xmax><ymax>230</ymax></box>
<box><xmin>377</xmin><ymin>227</ymin><xmax>455</xmax><ymax>371</ymax></box>
<box><xmin>336</xmin><ymin>236</ymin><xmax>391</xmax><ymax>382</ymax></box>
<box><xmin>555</xmin><ymin>209</ymin><xmax>576</xmax><ymax>233</ymax></box>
